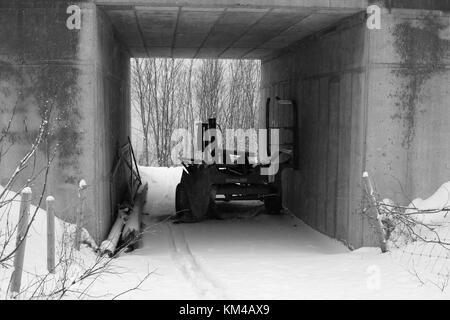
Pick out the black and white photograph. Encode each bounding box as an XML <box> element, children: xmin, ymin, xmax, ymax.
<box><xmin>1</xmin><ymin>0</ymin><xmax>450</xmax><ymax>305</ymax></box>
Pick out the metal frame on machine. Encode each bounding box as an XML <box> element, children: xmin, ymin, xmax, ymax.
<box><xmin>266</xmin><ymin>97</ymin><xmax>299</xmax><ymax>169</ymax></box>
<box><xmin>175</xmin><ymin>97</ymin><xmax>299</xmax><ymax>220</ymax></box>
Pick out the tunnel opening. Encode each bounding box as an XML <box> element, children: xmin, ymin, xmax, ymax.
<box><xmin>0</xmin><ymin>1</ymin><xmax>382</xmax><ymax>248</ymax></box>
<box><xmin>129</xmin><ymin>58</ymin><xmax>262</xmax><ymax>168</ymax></box>
<box><xmin>97</xmin><ymin>3</ymin><xmax>372</xmax><ymax>248</ymax></box>
<box><xmin>128</xmin><ymin>57</ymin><xmax>267</xmax><ymax>223</ymax></box>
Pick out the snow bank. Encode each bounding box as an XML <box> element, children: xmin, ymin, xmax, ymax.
<box><xmin>3</xmin><ymin>173</ymin><xmax>450</xmax><ymax>299</ymax></box>
<box><xmin>0</xmin><ymin>185</ymin><xmax>98</xmax><ymax>299</ymax></box>
<box><xmin>405</xmin><ymin>182</ymin><xmax>450</xmax><ymax>225</ymax></box>
<box><xmin>139</xmin><ymin>166</ymin><xmax>183</xmax><ymax>217</ymax></box>
<box><xmin>386</xmin><ymin>182</ymin><xmax>450</xmax><ymax>289</ymax></box>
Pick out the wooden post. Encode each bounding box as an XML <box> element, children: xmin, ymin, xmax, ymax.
<box><xmin>74</xmin><ymin>179</ymin><xmax>87</xmax><ymax>251</ymax></box>
<box><xmin>362</xmin><ymin>172</ymin><xmax>388</xmax><ymax>253</ymax></box>
<box><xmin>46</xmin><ymin>196</ymin><xmax>55</xmax><ymax>273</ymax></box>
<box><xmin>10</xmin><ymin>187</ymin><xmax>32</xmax><ymax>296</ymax></box>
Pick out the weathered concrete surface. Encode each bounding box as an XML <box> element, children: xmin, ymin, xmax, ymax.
<box><xmin>0</xmin><ymin>1</ymin><xmax>130</xmax><ymax>242</ymax></box>
<box><xmin>2</xmin><ymin>0</ymin><xmax>450</xmax><ymax>247</ymax></box>
<box><xmin>96</xmin><ymin>0</ymin><xmax>450</xmax><ymax>60</ymax></box>
<box><xmin>92</xmin><ymin>7</ymin><xmax>131</xmax><ymax>241</ymax></box>
<box><xmin>261</xmin><ymin>7</ymin><xmax>450</xmax><ymax>248</ymax></box>
<box><xmin>0</xmin><ymin>1</ymin><xmax>93</xmax><ymax>230</ymax></box>
<box><xmin>371</xmin><ymin>0</ymin><xmax>450</xmax><ymax>11</ymax></box>
<box><xmin>0</xmin><ymin>1</ymin><xmax>370</xmax><ymax>244</ymax></box>
<box><xmin>365</xmin><ymin>9</ymin><xmax>450</xmax><ymax>207</ymax></box>
<box><xmin>98</xmin><ymin>1</ymin><xmax>368</xmax><ymax>58</ymax></box>
<box><xmin>261</xmin><ymin>12</ymin><xmax>376</xmax><ymax>248</ymax></box>
<box><xmin>95</xmin><ymin>0</ymin><xmax>368</xmax><ymax>9</ymax></box>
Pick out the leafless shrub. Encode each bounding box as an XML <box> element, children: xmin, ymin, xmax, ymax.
<box><xmin>1</xmin><ymin>96</ymin><xmax>152</xmax><ymax>300</ymax></box>
<box><xmin>362</xmin><ymin>174</ymin><xmax>450</xmax><ymax>290</ymax></box>
<box><xmin>4</xmin><ymin>221</ymin><xmax>153</xmax><ymax>300</ymax></box>
<box><xmin>0</xmin><ymin>113</ymin><xmax>53</xmax><ymax>268</ymax></box>
<box><xmin>131</xmin><ymin>58</ymin><xmax>261</xmax><ymax>167</ymax></box>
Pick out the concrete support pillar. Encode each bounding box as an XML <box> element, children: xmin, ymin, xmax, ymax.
<box><xmin>261</xmin><ymin>8</ymin><xmax>450</xmax><ymax>249</ymax></box>
<box><xmin>365</xmin><ymin>8</ymin><xmax>450</xmax><ymax>208</ymax></box>
<box><xmin>0</xmin><ymin>1</ymin><xmax>130</xmax><ymax>243</ymax></box>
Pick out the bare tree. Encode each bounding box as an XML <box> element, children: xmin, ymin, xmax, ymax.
<box><xmin>176</xmin><ymin>60</ymin><xmax>195</xmax><ymax>134</ymax></box>
<box><xmin>0</xmin><ymin>73</ymin><xmax>152</xmax><ymax>299</ymax></box>
<box><xmin>224</xmin><ymin>60</ymin><xmax>260</xmax><ymax>129</ymax></box>
<box><xmin>0</xmin><ymin>73</ymin><xmax>56</xmax><ymax>268</ymax></box>
<box><xmin>131</xmin><ymin>58</ymin><xmax>261</xmax><ymax>166</ymax></box>
<box><xmin>132</xmin><ymin>58</ymin><xmax>186</xmax><ymax>166</ymax></box>
<box><xmin>131</xmin><ymin>59</ymin><xmax>151</xmax><ymax>166</ymax></box>
<box><xmin>195</xmin><ymin>59</ymin><xmax>225</xmax><ymax>122</ymax></box>
<box><xmin>153</xmin><ymin>58</ymin><xmax>184</xmax><ymax>166</ymax></box>
<box><xmin>240</xmin><ymin>60</ymin><xmax>261</xmax><ymax>129</ymax></box>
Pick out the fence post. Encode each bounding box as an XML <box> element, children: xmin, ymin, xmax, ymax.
<box><xmin>10</xmin><ymin>187</ymin><xmax>32</xmax><ymax>297</ymax></box>
<box><xmin>46</xmin><ymin>196</ymin><xmax>55</xmax><ymax>273</ymax></box>
<box><xmin>362</xmin><ymin>172</ymin><xmax>388</xmax><ymax>253</ymax></box>
<box><xmin>74</xmin><ymin>179</ymin><xmax>87</xmax><ymax>250</ymax></box>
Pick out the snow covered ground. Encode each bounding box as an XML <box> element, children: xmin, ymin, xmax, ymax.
<box><xmin>1</xmin><ymin>167</ymin><xmax>450</xmax><ymax>299</ymax></box>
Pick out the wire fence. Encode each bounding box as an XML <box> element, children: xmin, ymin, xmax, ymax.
<box><xmin>364</xmin><ymin>173</ymin><xmax>450</xmax><ymax>291</ymax></box>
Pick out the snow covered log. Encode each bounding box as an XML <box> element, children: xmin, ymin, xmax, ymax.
<box><xmin>100</xmin><ymin>208</ymin><xmax>129</xmax><ymax>257</ymax></box>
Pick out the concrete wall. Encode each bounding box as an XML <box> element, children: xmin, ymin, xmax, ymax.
<box><xmin>371</xmin><ymin>0</ymin><xmax>450</xmax><ymax>11</ymax></box>
<box><xmin>0</xmin><ymin>1</ymin><xmax>130</xmax><ymax>243</ymax></box>
<box><xmin>261</xmin><ymin>8</ymin><xmax>450</xmax><ymax>249</ymax></box>
<box><xmin>365</xmin><ymin>9</ymin><xmax>450</xmax><ymax>207</ymax></box>
<box><xmin>92</xmin><ymin>7</ymin><xmax>131</xmax><ymax>241</ymax></box>
<box><xmin>2</xmin><ymin>1</ymin><xmax>449</xmax><ymax>247</ymax></box>
<box><xmin>261</xmin><ymin>13</ymin><xmax>376</xmax><ymax>248</ymax></box>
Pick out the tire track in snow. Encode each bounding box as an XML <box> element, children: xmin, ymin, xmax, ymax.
<box><xmin>166</xmin><ymin>223</ymin><xmax>227</xmax><ymax>299</ymax></box>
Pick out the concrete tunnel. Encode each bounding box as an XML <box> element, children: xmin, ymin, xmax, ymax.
<box><xmin>1</xmin><ymin>0</ymin><xmax>450</xmax><ymax>249</ymax></box>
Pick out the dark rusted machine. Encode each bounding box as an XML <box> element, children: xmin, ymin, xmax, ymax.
<box><xmin>174</xmin><ymin>98</ymin><xmax>297</xmax><ymax>222</ymax></box>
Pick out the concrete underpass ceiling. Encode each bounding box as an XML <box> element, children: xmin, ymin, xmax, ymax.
<box><xmin>99</xmin><ymin>1</ymin><xmax>367</xmax><ymax>59</ymax></box>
